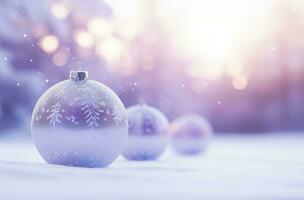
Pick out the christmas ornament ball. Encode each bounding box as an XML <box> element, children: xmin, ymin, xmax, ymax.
<box><xmin>122</xmin><ymin>104</ymin><xmax>169</xmax><ymax>161</ymax></box>
<box><xmin>31</xmin><ymin>71</ymin><xmax>128</xmax><ymax>168</ymax></box>
<box><xmin>170</xmin><ymin>114</ymin><xmax>213</xmax><ymax>155</ymax></box>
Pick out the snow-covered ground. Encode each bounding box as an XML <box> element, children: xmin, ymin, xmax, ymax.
<box><xmin>0</xmin><ymin>134</ymin><xmax>304</xmax><ymax>200</ymax></box>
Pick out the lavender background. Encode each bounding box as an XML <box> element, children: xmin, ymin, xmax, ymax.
<box><xmin>1</xmin><ymin>0</ymin><xmax>304</xmax><ymax>135</ymax></box>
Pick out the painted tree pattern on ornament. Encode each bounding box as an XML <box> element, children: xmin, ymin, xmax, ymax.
<box><xmin>77</xmin><ymin>83</ymin><xmax>106</xmax><ymax>129</ymax></box>
<box><xmin>45</xmin><ymin>85</ymin><xmax>66</xmax><ymax>126</ymax></box>
<box><xmin>46</xmin><ymin>103</ymin><xmax>63</xmax><ymax>126</ymax></box>
<box><xmin>36</xmin><ymin>82</ymin><xmax>124</xmax><ymax>128</ymax></box>
<box><xmin>109</xmin><ymin>106</ymin><xmax>124</xmax><ymax>125</ymax></box>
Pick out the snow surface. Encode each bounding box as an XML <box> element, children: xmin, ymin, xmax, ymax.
<box><xmin>0</xmin><ymin>134</ymin><xmax>304</xmax><ymax>200</ymax></box>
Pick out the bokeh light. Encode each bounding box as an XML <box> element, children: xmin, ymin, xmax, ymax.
<box><xmin>87</xmin><ymin>18</ymin><xmax>113</xmax><ymax>38</ymax></box>
<box><xmin>51</xmin><ymin>3</ymin><xmax>69</xmax><ymax>19</ymax></box>
<box><xmin>96</xmin><ymin>37</ymin><xmax>124</xmax><ymax>62</ymax></box>
<box><xmin>40</xmin><ymin>35</ymin><xmax>59</xmax><ymax>54</ymax></box>
<box><xmin>52</xmin><ymin>49</ymin><xmax>68</xmax><ymax>67</ymax></box>
<box><xmin>232</xmin><ymin>75</ymin><xmax>248</xmax><ymax>90</ymax></box>
<box><xmin>74</xmin><ymin>30</ymin><xmax>94</xmax><ymax>48</ymax></box>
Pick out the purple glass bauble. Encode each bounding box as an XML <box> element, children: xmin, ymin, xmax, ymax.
<box><xmin>122</xmin><ymin>104</ymin><xmax>169</xmax><ymax>161</ymax></box>
<box><xmin>170</xmin><ymin>114</ymin><xmax>213</xmax><ymax>155</ymax></box>
<box><xmin>31</xmin><ymin>71</ymin><xmax>128</xmax><ymax>168</ymax></box>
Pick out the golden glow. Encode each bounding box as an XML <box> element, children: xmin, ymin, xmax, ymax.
<box><xmin>232</xmin><ymin>75</ymin><xmax>248</xmax><ymax>90</ymax></box>
<box><xmin>87</xmin><ymin>18</ymin><xmax>113</xmax><ymax>38</ymax></box>
<box><xmin>157</xmin><ymin>0</ymin><xmax>274</xmax><ymax>80</ymax></box>
<box><xmin>97</xmin><ymin>37</ymin><xmax>123</xmax><ymax>62</ymax></box>
<box><xmin>40</xmin><ymin>35</ymin><xmax>59</xmax><ymax>54</ymax></box>
<box><xmin>51</xmin><ymin>3</ymin><xmax>69</xmax><ymax>19</ymax></box>
<box><xmin>43</xmin><ymin>0</ymin><xmax>278</xmax><ymax>78</ymax></box>
<box><xmin>74</xmin><ymin>30</ymin><xmax>94</xmax><ymax>48</ymax></box>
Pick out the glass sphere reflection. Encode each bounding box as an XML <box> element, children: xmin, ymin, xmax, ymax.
<box><xmin>170</xmin><ymin>114</ymin><xmax>213</xmax><ymax>155</ymax></box>
<box><xmin>122</xmin><ymin>104</ymin><xmax>169</xmax><ymax>161</ymax></box>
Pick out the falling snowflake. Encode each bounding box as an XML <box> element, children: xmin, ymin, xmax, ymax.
<box><xmin>46</xmin><ymin>103</ymin><xmax>63</xmax><ymax>126</ymax></box>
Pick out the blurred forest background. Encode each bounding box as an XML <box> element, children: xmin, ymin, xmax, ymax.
<box><xmin>1</xmin><ymin>0</ymin><xmax>304</xmax><ymax>135</ymax></box>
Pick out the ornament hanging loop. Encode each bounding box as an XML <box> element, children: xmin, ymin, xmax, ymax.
<box><xmin>74</xmin><ymin>61</ymin><xmax>85</xmax><ymax>70</ymax></box>
<box><xmin>70</xmin><ymin>61</ymin><xmax>88</xmax><ymax>81</ymax></box>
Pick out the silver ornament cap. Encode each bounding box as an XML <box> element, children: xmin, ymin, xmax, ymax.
<box><xmin>70</xmin><ymin>71</ymin><xmax>89</xmax><ymax>81</ymax></box>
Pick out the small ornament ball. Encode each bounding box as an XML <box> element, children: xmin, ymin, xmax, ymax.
<box><xmin>122</xmin><ymin>104</ymin><xmax>169</xmax><ymax>161</ymax></box>
<box><xmin>31</xmin><ymin>71</ymin><xmax>128</xmax><ymax>168</ymax></box>
<box><xmin>170</xmin><ymin>114</ymin><xmax>213</xmax><ymax>155</ymax></box>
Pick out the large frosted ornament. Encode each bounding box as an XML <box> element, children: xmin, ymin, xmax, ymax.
<box><xmin>122</xmin><ymin>104</ymin><xmax>169</xmax><ymax>161</ymax></box>
<box><xmin>170</xmin><ymin>114</ymin><xmax>213</xmax><ymax>155</ymax></box>
<box><xmin>31</xmin><ymin>71</ymin><xmax>128</xmax><ymax>168</ymax></box>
